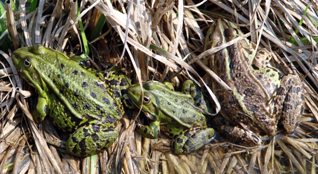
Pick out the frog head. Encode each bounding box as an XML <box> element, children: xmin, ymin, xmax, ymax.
<box><xmin>12</xmin><ymin>45</ymin><xmax>51</xmax><ymax>94</ymax></box>
<box><xmin>127</xmin><ymin>81</ymin><xmax>165</xmax><ymax>121</ymax></box>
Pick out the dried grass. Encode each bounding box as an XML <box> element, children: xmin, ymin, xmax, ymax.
<box><xmin>1</xmin><ymin>0</ymin><xmax>318</xmax><ymax>173</ymax></box>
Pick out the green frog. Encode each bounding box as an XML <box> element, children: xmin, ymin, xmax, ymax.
<box><xmin>127</xmin><ymin>80</ymin><xmax>215</xmax><ymax>154</ymax></box>
<box><xmin>205</xmin><ymin>19</ymin><xmax>304</xmax><ymax>146</ymax></box>
<box><xmin>12</xmin><ymin>44</ymin><xmax>130</xmax><ymax>157</ymax></box>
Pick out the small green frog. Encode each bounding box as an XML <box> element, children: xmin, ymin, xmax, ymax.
<box><xmin>127</xmin><ymin>80</ymin><xmax>215</xmax><ymax>154</ymax></box>
<box><xmin>12</xmin><ymin>44</ymin><xmax>130</xmax><ymax>157</ymax></box>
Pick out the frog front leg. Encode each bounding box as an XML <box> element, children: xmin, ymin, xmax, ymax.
<box><xmin>172</xmin><ymin>126</ymin><xmax>215</xmax><ymax>154</ymax></box>
<box><xmin>66</xmin><ymin>120</ymin><xmax>119</xmax><ymax>157</ymax></box>
<box><xmin>32</xmin><ymin>94</ymin><xmax>49</xmax><ymax>123</ymax></box>
<box><xmin>276</xmin><ymin>74</ymin><xmax>304</xmax><ymax>134</ymax></box>
<box><xmin>137</xmin><ymin>120</ymin><xmax>160</xmax><ymax>138</ymax></box>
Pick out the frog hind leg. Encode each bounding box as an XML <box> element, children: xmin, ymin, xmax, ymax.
<box><xmin>172</xmin><ymin>127</ymin><xmax>215</xmax><ymax>154</ymax></box>
<box><xmin>182</xmin><ymin>80</ymin><xmax>211</xmax><ymax>112</ymax></box>
<box><xmin>276</xmin><ymin>74</ymin><xmax>304</xmax><ymax>134</ymax></box>
<box><xmin>65</xmin><ymin>120</ymin><xmax>118</xmax><ymax>157</ymax></box>
<box><xmin>211</xmin><ymin>115</ymin><xmax>261</xmax><ymax>146</ymax></box>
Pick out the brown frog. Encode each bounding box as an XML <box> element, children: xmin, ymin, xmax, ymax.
<box><xmin>205</xmin><ymin>19</ymin><xmax>304</xmax><ymax>146</ymax></box>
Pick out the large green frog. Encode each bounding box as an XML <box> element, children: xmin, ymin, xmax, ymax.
<box><xmin>12</xmin><ymin>44</ymin><xmax>130</xmax><ymax>157</ymax></box>
<box><xmin>127</xmin><ymin>80</ymin><xmax>215</xmax><ymax>154</ymax></box>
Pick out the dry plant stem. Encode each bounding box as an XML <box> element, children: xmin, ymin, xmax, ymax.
<box><xmin>6</xmin><ymin>0</ymin><xmax>19</xmax><ymax>49</ymax></box>
<box><xmin>12</xmin><ymin>137</ymin><xmax>26</xmax><ymax>174</ymax></box>
<box><xmin>34</xmin><ymin>0</ymin><xmax>45</xmax><ymax>44</ymax></box>
<box><xmin>275</xmin><ymin>0</ymin><xmax>318</xmax><ymax>47</ymax></box>
<box><xmin>125</xmin><ymin>145</ymin><xmax>135</xmax><ymax>174</ymax></box>
<box><xmin>180</xmin><ymin>155</ymin><xmax>202</xmax><ymax>173</ymax></box>
<box><xmin>248</xmin><ymin>150</ymin><xmax>257</xmax><ymax>173</ymax></box>
<box><xmin>58</xmin><ymin>0</ymin><xmax>78</xmax><ymax>47</ymax></box>
<box><xmin>0</xmin><ymin>145</ymin><xmax>12</xmax><ymax>172</ymax></box>
<box><xmin>196</xmin><ymin>60</ymin><xmax>231</xmax><ymax>91</ymax></box>
<box><xmin>138</xmin><ymin>51</ymin><xmax>148</xmax><ymax>80</ymax></box>
<box><xmin>15</xmin><ymin>95</ymin><xmax>63</xmax><ymax>173</ymax></box>
<box><xmin>215</xmin><ymin>0</ymin><xmax>318</xmax><ymax>90</ymax></box>
<box><xmin>18</xmin><ymin>0</ymin><xmax>32</xmax><ymax>46</ymax></box>
<box><xmin>277</xmin><ymin>138</ymin><xmax>306</xmax><ymax>174</ymax></box>
<box><xmin>70</xmin><ymin>0</ymin><xmax>78</xmax><ymax>44</ymax></box>
<box><xmin>43</xmin><ymin>0</ymin><xmax>63</xmax><ymax>47</ymax></box>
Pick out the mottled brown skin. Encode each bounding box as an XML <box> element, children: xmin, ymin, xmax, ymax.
<box><xmin>206</xmin><ymin>19</ymin><xmax>304</xmax><ymax>146</ymax></box>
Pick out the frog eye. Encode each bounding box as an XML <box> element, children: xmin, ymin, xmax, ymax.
<box><xmin>24</xmin><ymin>59</ymin><xmax>31</xmax><ymax>68</ymax></box>
<box><xmin>224</xmin><ymin>28</ymin><xmax>239</xmax><ymax>39</ymax></box>
<box><xmin>143</xmin><ymin>96</ymin><xmax>151</xmax><ymax>104</ymax></box>
<box><xmin>232</xmin><ymin>28</ymin><xmax>239</xmax><ymax>35</ymax></box>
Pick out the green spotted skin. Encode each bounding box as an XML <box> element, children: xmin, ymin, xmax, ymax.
<box><xmin>12</xmin><ymin>44</ymin><xmax>130</xmax><ymax>157</ymax></box>
<box><xmin>127</xmin><ymin>80</ymin><xmax>215</xmax><ymax>154</ymax></box>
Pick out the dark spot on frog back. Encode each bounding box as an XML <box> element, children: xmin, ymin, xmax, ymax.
<box><xmin>229</xmin><ymin>61</ymin><xmax>235</xmax><ymax>69</ymax></box>
<box><xmin>176</xmin><ymin>138</ymin><xmax>183</xmax><ymax>144</ymax></box>
<box><xmin>79</xmin><ymin>139</ymin><xmax>87</xmax><ymax>156</ymax></box>
<box><xmin>82</xmin><ymin>82</ymin><xmax>88</xmax><ymax>87</ymax></box>
<box><xmin>184</xmin><ymin>130</ymin><xmax>192</xmax><ymax>138</ymax></box>
<box><xmin>95</xmin><ymin>81</ymin><xmax>105</xmax><ymax>89</ymax></box>
<box><xmin>228</xmin><ymin>96</ymin><xmax>238</xmax><ymax>105</ymax></box>
<box><xmin>102</xmin><ymin>115</ymin><xmax>117</xmax><ymax>124</ymax></box>
<box><xmin>83</xmin><ymin>128</ymin><xmax>91</xmax><ymax>137</ymax></box>
<box><xmin>72</xmin><ymin>103</ymin><xmax>78</xmax><ymax>109</ymax></box>
<box><xmin>218</xmin><ymin>95</ymin><xmax>224</xmax><ymax>102</ymax></box>
<box><xmin>250</xmin><ymin>105</ymin><xmax>259</xmax><ymax>113</ymax></box>
<box><xmin>243</xmin><ymin>88</ymin><xmax>255</xmax><ymax>97</ymax></box>
<box><xmin>71</xmin><ymin>137</ymin><xmax>79</xmax><ymax>143</ymax></box>
<box><xmin>95</xmin><ymin>105</ymin><xmax>101</xmax><ymax>110</ymax></box>
<box><xmin>91</xmin><ymin>134</ymin><xmax>99</xmax><ymax>141</ymax></box>
<box><xmin>258</xmin><ymin>50</ymin><xmax>265</xmax><ymax>55</ymax></box>
<box><xmin>90</xmin><ymin>91</ymin><xmax>97</xmax><ymax>98</ymax></box>
<box><xmin>73</xmin><ymin>70</ymin><xmax>79</xmax><ymax>75</ymax></box>
<box><xmin>91</xmin><ymin>123</ymin><xmax>101</xmax><ymax>132</ymax></box>
<box><xmin>60</xmin><ymin>63</ymin><xmax>65</xmax><ymax>69</ymax></box>
<box><xmin>283</xmin><ymin>104</ymin><xmax>293</xmax><ymax>112</ymax></box>
<box><xmin>113</xmin><ymin>91</ymin><xmax>120</xmax><ymax>98</ymax></box>
<box><xmin>108</xmin><ymin>79</ymin><xmax>119</xmax><ymax>86</ymax></box>
<box><xmin>83</xmin><ymin>104</ymin><xmax>91</xmax><ymax>110</ymax></box>
<box><xmin>285</xmin><ymin>94</ymin><xmax>292</xmax><ymax>102</ymax></box>
<box><xmin>276</xmin><ymin>87</ymin><xmax>285</xmax><ymax>95</ymax></box>
<box><xmin>235</xmin><ymin>73</ymin><xmax>242</xmax><ymax>78</ymax></box>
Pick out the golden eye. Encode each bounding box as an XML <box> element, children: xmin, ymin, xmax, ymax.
<box><xmin>143</xmin><ymin>96</ymin><xmax>151</xmax><ymax>104</ymax></box>
<box><xmin>24</xmin><ymin>59</ymin><xmax>31</xmax><ymax>68</ymax></box>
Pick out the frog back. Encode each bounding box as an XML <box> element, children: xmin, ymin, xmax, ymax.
<box><xmin>14</xmin><ymin>45</ymin><xmax>123</xmax><ymax>123</ymax></box>
<box><xmin>130</xmin><ymin>81</ymin><xmax>206</xmax><ymax>128</ymax></box>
